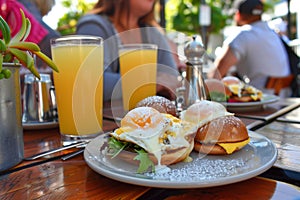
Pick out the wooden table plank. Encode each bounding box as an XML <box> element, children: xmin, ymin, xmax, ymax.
<box><xmin>0</xmin><ymin>156</ymin><xmax>150</xmax><ymax>199</ymax></box>
<box><xmin>1</xmin><ymin>99</ymin><xmax>300</xmax><ymax>199</ymax></box>
<box><xmin>137</xmin><ymin>177</ymin><xmax>300</xmax><ymax>200</ymax></box>
<box><xmin>256</xmin><ymin>122</ymin><xmax>300</xmax><ymax>173</ymax></box>
<box><xmin>0</xmin><ymin>120</ymin><xmax>119</xmax><ymax>175</ymax></box>
<box><xmin>1</xmin><ymin>156</ymin><xmax>299</xmax><ymax>200</ymax></box>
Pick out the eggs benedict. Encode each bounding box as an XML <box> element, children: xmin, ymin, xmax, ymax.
<box><xmin>107</xmin><ymin>107</ymin><xmax>197</xmax><ymax>173</ymax></box>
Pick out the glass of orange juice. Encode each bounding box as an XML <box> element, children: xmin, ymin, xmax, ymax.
<box><xmin>119</xmin><ymin>44</ymin><xmax>158</xmax><ymax>111</ymax></box>
<box><xmin>51</xmin><ymin>35</ymin><xmax>104</xmax><ymax>146</ymax></box>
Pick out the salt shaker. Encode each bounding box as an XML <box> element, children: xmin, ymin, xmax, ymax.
<box><xmin>183</xmin><ymin>35</ymin><xmax>207</xmax><ymax>108</ymax></box>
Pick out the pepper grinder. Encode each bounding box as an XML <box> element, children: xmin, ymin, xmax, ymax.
<box><xmin>183</xmin><ymin>35</ymin><xmax>207</xmax><ymax>108</ymax></box>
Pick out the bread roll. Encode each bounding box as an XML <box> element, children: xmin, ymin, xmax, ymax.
<box><xmin>222</xmin><ymin>76</ymin><xmax>241</xmax><ymax>85</ymax></box>
<box><xmin>180</xmin><ymin>100</ymin><xmax>233</xmax><ymax>128</ymax></box>
<box><xmin>180</xmin><ymin>100</ymin><xmax>249</xmax><ymax>155</ymax></box>
<box><xmin>194</xmin><ymin>115</ymin><xmax>249</xmax><ymax>155</ymax></box>
<box><xmin>136</xmin><ymin>95</ymin><xmax>177</xmax><ymax>116</ymax></box>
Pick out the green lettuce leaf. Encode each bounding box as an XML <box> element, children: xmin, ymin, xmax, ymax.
<box><xmin>209</xmin><ymin>91</ymin><xmax>228</xmax><ymax>102</ymax></box>
<box><xmin>107</xmin><ymin>137</ymin><xmax>128</xmax><ymax>158</ymax></box>
<box><xmin>134</xmin><ymin>149</ymin><xmax>155</xmax><ymax>173</ymax></box>
<box><xmin>107</xmin><ymin>137</ymin><xmax>155</xmax><ymax>173</ymax></box>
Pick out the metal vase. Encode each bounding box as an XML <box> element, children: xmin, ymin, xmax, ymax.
<box><xmin>0</xmin><ymin>63</ymin><xmax>24</xmax><ymax>171</ymax></box>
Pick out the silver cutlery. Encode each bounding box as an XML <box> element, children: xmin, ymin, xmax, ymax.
<box><xmin>23</xmin><ymin>141</ymin><xmax>88</xmax><ymax>161</ymax></box>
<box><xmin>61</xmin><ymin>148</ymin><xmax>85</xmax><ymax>161</ymax></box>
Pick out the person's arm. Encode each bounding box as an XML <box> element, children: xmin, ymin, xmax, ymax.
<box><xmin>213</xmin><ymin>45</ymin><xmax>239</xmax><ymax>78</ymax></box>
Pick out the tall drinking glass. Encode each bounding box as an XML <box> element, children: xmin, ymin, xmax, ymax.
<box><xmin>119</xmin><ymin>44</ymin><xmax>157</xmax><ymax>111</ymax></box>
<box><xmin>51</xmin><ymin>35</ymin><xmax>104</xmax><ymax>146</ymax></box>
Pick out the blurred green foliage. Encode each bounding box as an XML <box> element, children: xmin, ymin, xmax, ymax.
<box><xmin>165</xmin><ymin>0</ymin><xmax>278</xmax><ymax>35</ymax></box>
<box><xmin>166</xmin><ymin>0</ymin><xmax>230</xmax><ymax>35</ymax></box>
<box><xmin>56</xmin><ymin>0</ymin><xmax>278</xmax><ymax>37</ymax></box>
<box><xmin>57</xmin><ymin>0</ymin><xmax>95</xmax><ymax>35</ymax></box>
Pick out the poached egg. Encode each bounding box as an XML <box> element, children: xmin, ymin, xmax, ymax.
<box><xmin>110</xmin><ymin>107</ymin><xmax>196</xmax><ymax>166</ymax></box>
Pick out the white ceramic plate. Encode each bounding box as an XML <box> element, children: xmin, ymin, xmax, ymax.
<box><xmin>22</xmin><ymin>121</ymin><xmax>58</xmax><ymax>130</ymax></box>
<box><xmin>84</xmin><ymin>131</ymin><xmax>277</xmax><ymax>189</ymax></box>
<box><xmin>221</xmin><ymin>94</ymin><xmax>280</xmax><ymax>112</ymax></box>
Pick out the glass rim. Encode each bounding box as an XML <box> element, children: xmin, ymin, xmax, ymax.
<box><xmin>51</xmin><ymin>35</ymin><xmax>103</xmax><ymax>45</ymax></box>
<box><xmin>119</xmin><ymin>43</ymin><xmax>158</xmax><ymax>50</ymax></box>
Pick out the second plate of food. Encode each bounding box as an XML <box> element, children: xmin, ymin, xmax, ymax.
<box><xmin>221</xmin><ymin>94</ymin><xmax>280</xmax><ymax>112</ymax></box>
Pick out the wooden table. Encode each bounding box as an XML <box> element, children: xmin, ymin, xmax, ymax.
<box><xmin>1</xmin><ymin>99</ymin><xmax>300</xmax><ymax>199</ymax></box>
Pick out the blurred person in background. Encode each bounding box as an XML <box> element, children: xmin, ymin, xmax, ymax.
<box><xmin>76</xmin><ymin>0</ymin><xmax>179</xmax><ymax>101</ymax></box>
<box><xmin>268</xmin><ymin>17</ymin><xmax>290</xmax><ymax>44</ymax></box>
<box><xmin>213</xmin><ymin>0</ymin><xmax>290</xmax><ymax>95</ymax></box>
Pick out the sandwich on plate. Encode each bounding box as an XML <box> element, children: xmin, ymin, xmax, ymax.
<box><xmin>181</xmin><ymin>100</ymin><xmax>250</xmax><ymax>155</ymax></box>
<box><xmin>107</xmin><ymin>106</ymin><xmax>197</xmax><ymax>173</ymax></box>
<box><xmin>205</xmin><ymin>76</ymin><xmax>263</xmax><ymax>102</ymax></box>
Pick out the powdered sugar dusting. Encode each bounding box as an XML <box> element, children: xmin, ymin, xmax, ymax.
<box><xmin>145</xmin><ymin>157</ymin><xmax>247</xmax><ymax>181</ymax></box>
<box><xmin>136</xmin><ymin>96</ymin><xmax>176</xmax><ymax>115</ymax></box>
<box><xmin>224</xmin><ymin>116</ymin><xmax>242</xmax><ymax>128</ymax></box>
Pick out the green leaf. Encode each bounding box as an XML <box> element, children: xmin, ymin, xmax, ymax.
<box><xmin>10</xmin><ymin>9</ymin><xmax>27</xmax><ymax>43</ymax></box>
<box><xmin>134</xmin><ymin>149</ymin><xmax>155</xmax><ymax>173</ymax></box>
<box><xmin>26</xmin><ymin>52</ymin><xmax>40</xmax><ymax>79</ymax></box>
<box><xmin>0</xmin><ymin>8</ymin><xmax>58</xmax><ymax>80</ymax></box>
<box><xmin>107</xmin><ymin>137</ymin><xmax>128</xmax><ymax>158</ymax></box>
<box><xmin>209</xmin><ymin>91</ymin><xmax>228</xmax><ymax>102</ymax></box>
<box><xmin>9</xmin><ymin>42</ymin><xmax>40</xmax><ymax>52</ymax></box>
<box><xmin>0</xmin><ymin>73</ymin><xmax>4</xmax><ymax>79</ymax></box>
<box><xmin>0</xmin><ymin>15</ymin><xmax>11</xmax><ymax>44</ymax></box>
<box><xmin>34</xmin><ymin>51</ymin><xmax>59</xmax><ymax>72</ymax></box>
<box><xmin>0</xmin><ymin>39</ymin><xmax>7</xmax><ymax>52</ymax></box>
<box><xmin>107</xmin><ymin>137</ymin><xmax>155</xmax><ymax>173</ymax></box>
<box><xmin>9</xmin><ymin>48</ymin><xmax>40</xmax><ymax>78</ymax></box>
<box><xmin>0</xmin><ymin>55</ymin><xmax>3</xmax><ymax>71</ymax></box>
<box><xmin>22</xmin><ymin>19</ymin><xmax>31</xmax><ymax>41</ymax></box>
<box><xmin>26</xmin><ymin>52</ymin><xmax>34</xmax><ymax>69</ymax></box>
<box><xmin>9</xmin><ymin>48</ymin><xmax>27</xmax><ymax>63</ymax></box>
<box><xmin>3</xmin><ymin>53</ymin><xmax>13</xmax><ymax>63</ymax></box>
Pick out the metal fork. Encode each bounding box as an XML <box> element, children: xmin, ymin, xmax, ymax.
<box><xmin>23</xmin><ymin>141</ymin><xmax>88</xmax><ymax>161</ymax></box>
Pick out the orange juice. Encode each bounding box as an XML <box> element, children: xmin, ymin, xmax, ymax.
<box><xmin>119</xmin><ymin>45</ymin><xmax>157</xmax><ymax>110</ymax></box>
<box><xmin>52</xmin><ymin>41</ymin><xmax>103</xmax><ymax>137</ymax></box>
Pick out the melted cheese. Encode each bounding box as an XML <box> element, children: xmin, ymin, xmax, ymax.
<box><xmin>245</xmin><ymin>86</ymin><xmax>263</xmax><ymax>101</ymax></box>
<box><xmin>218</xmin><ymin>138</ymin><xmax>250</xmax><ymax>154</ymax></box>
<box><xmin>228</xmin><ymin>84</ymin><xmax>242</xmax><ymax>96</ymax></box>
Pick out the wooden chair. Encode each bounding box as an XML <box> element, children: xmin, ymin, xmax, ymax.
<box><xmin>265</xmin><ymin>74</ymin><xmax>294</xmax><ymax>95</ymax></box>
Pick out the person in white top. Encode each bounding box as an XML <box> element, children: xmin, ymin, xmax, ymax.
<box><xmin>213</xmin><ymin>0</ymin><xmax>290</xmax><ymax>94</ymax></box>
<box><xmin>268</xmin><ymin>17</ymin><xmax>290</xmax><ymax>44</ymax></box>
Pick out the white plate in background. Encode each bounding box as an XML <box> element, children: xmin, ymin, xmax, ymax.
<box><xmin>221</xmin><ymin>94</ymin><xmax>280</xmax><ymax>112</ymax></box>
